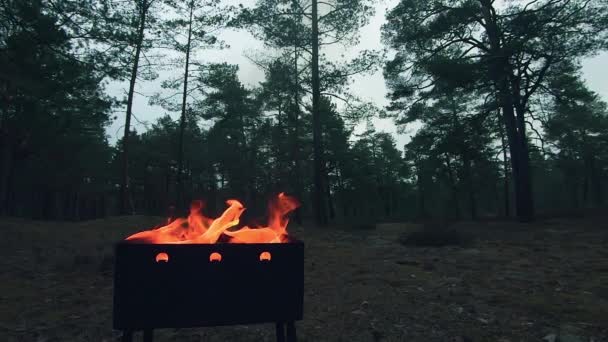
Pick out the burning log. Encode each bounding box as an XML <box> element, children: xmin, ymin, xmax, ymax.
<box><xmin>125</xmin><ymin>193</ymin><xmax>298</xmax><ymax>244</ymax></box>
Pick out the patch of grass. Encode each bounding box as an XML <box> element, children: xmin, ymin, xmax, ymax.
<box><xmin>2</xmin><ymin>216</ymin><xmax>608</xmax><ymax>341</ymax></box>
<box><xmin>349</xmin><ymin>222</ymin><xmax>376</xmax><ymax>230</ymax></box>
<box><xmin>98</xmin><ymin>254</ymin><xmax>114</xmax><ymax>276</ymax></box>
<box><xmin>398</xmin><ymin>224</ymin><xmax>472</xmax><ymax>247</ymax></box>
<box><xmin>332</xmin><ymin>221</ymin><xmax>377</xmax><ymax>231</ymax></box>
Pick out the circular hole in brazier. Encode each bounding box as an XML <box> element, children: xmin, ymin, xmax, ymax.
<box><xmin>259</xmin><ymin>251</ymin><xmax>272</xmax><ymax>261</ymax></box>
<box><xmin>155</xmin><ymin>252</ymin><xmax>169</xmax><ymax>263</ymax></box>
<box><xmin>209</xmin><ymin>252</ymin><xmax>222</xmax><ymax>262</ymax></box>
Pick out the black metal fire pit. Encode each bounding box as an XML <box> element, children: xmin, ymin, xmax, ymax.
<box><xmin>113</xmin><ymin>240</ymin><xmax>304</xmax><ymax>342</ymax></box>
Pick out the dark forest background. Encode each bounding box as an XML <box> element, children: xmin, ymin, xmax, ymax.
<box><xmin>1</xmin><ymin>0</ymin><xmax>607</xmax><ymax>225</ymax></box>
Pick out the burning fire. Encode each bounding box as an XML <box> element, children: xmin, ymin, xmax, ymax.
<box><xmin>125</xmin><ymin>193</ymin><xmax>300</xmax><ymax>244</ymax></box>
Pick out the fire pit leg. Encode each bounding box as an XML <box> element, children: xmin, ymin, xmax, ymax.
<box><xmin>275</xmin><ymin>322</ymin><xmax>286</xmax><ymax>342</ymax></box>
<box><xmin>143</xmin><ymin>329</ymin><xmax>153</xmax><ymax>342</ymax></box>
<box><xmin>120</xmin><ymin>330</ymin><xmax>133</xmax><ymax>342</ymax></box>
<box><xmin>286</xmin><ymin>321</ymin><xmax>296</xmax><ymax>342</ymax></box>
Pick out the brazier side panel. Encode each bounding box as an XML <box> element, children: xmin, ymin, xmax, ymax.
<box><xmin>113</xmin><ymin>242</ymin><xmax>304</xmax><ymax>329</ymax></box>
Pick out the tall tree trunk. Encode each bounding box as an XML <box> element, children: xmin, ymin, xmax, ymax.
<box><xmin>292</xmin><ymin>53</ymin><xmax>303</xmax><ymax>224</ymax></box>
<box><xmin>583</xmin><ymin>158</ymin><xmax>589</xmax><ymax>206</ymax></box>
<box><xmin>514</xmin><ymin>104</ymin><xmax>535</xmax><ymax>220</ymax></box>
<box><xmin>480</xmin><ymin>0</ymin><xmax>534</xmax><ymax>222</ymax></box>
<box><xmin>165</xmin><ymin>163</ymin><xmax>171</xmax><ymax>211</ymax></box>
<box><xmin>0</xmin><ymin>81</ymin><xmax>12</xmax><ymax>215</ymax></box>
<box><xmin>589</xmin><ymin>156</ymin><xmax>603</xmax><ymax>205</ymax></box>
<box><xmin>325</xmin><ymin>173</ymin><xmax>335</xmax><ymax>220</ymax></box>
<box><xmin>500</xmin><ymin>119</ymin><xmax>510</xmax><ymax>217</ymax></box>
<box><xmin>176</xmin><ymin>1</ymin><xmax>194</xmax><ymax>210</ymax></box>
<box><xmin>444</xmin><ymin>154</ymin><xmax>460</xmax><ymax>220</ymax></box>
<box><xmin>568</xmin><ymin>165</ymin><xmax>579</xmax><ymax>209</ymax></box>
<box><xmin>0</xmin><ymin>136</ymin><xmax>12</xmax><ymax>216</ymax></box>
<box><xmin>311</xmin><ymin>0</ymin><xmax>327</xmax><ymax>226</ymax></box>
<box><xmin>291</xmin><ymin>5</ymin><xmax>303</xmax><ymax>224</ymax></box>
<box><xmin>416</xmin><ymin>161</ymin><xmax>427</xmax><ymax>220</ymax></box>
<box><xmin>120</xmin><ymin>0</ymin><xmax>148</xmax><ymax>215</ymax></box>
<box><xmin>463</xmin><ymin>158</ymin><xmax>477</xmax><ymax>220</ymax></box>
<box><xmin>502</xmin><ymin>94</ymin><xmax>527</xmax><ymax>221</ymax></box>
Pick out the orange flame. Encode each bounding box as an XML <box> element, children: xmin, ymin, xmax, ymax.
<box><xmin>125</xmin><ymin>193</ymin><xmax>300</xmax><ymax>244</ymax></box>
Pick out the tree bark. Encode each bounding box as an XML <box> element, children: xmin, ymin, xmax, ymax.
<box><xmin>415</xmin><ymin>160</ymin><xmax>427</xmax><ymax>220</ymax></box>
<box><xmin>589</xmin><ymin>156</ymin><xmax>603</xmax><ymax>205</ymax></box>
<box><xmin>0</xmin><ymin>80</ymin><xmax>12</xmax><ymax>215</ymax></box>
<box><xmin>291</xmin><ymin>2</ymin><xmax>303</xmax><ymax>224</ymax></box>
<box><xmin>0</xmin><ymin>135</ymin><xmax>12</xmax><ymax>215</ymax></box>
<box><xmin>311</xmin><ymin>0</ymin><xmax>327</xmax><ymax>226</ymax></box>
<box><xmin>444</xmin><ymin>155</ymin><xmax>460</xmax><ymax>220</ymax></box>
<box><xmin>120</xmin><ymin>0</ymin><xmax>148</xmax><ymax>215</ymax></box>
<box><xmin>500</xmin><ymin>119</ymin><xmax>510</xmax><ymax>217</ymax></box>
<box><xmin>325</xmin><ymin>173</ymin><xmax>335</xmax><ymax>220</ymax></box>
<box><xmin>292</xmin><ymin>53</ymin><xmax>303</xmax><ymax>224</ymax></box>
<box><xmin>176</xmin><ymin>1</ymin><xmax>194</xmax><ymax>210</ymax></box>
<box><xmin>583</xmin><ymin>158</ymin><xmax>589</xmax><ymax>206</ymax></box>
<box><xmin>502</xmin><ymin>91</ymin><xmax>528</xmax><ymax>221</ymax></box>
<box><xmin>480</xmin><ymin>0</ymin><xmax>534</xmax><ymax>222</ymax></box>
<box><xmin>463</xmin><ymin>158</ymin><xmax>477</xmax><ymax>220</ymax></box>
<box><xmin>514</xmin><ymin>103</ymin><xmax>535</xmax><ymax>220</ymax></box>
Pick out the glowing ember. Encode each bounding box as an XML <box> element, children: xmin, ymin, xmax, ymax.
<box><xmin>259</xmin><ymin>251</ymin><xmax>271</xmax><ymax>261</ymax></box>
<box><xmin>125</xmin><ymin>193</ymin><xmax>300</xmax><ymax>244</ymax></box>
<box><xmin>155</xmin><ymin>252</ymin><xmax>169</xmax><ymax>262</ymax></box>
<box><xmin>209</xmin><ymin>252</ymin><xmax>222</xmax><ymax>262</ymax></box>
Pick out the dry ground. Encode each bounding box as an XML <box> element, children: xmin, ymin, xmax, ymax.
<box><xmin>1</xmin><ymin>215</ymin><xmax>607</xmax><ymax>342</ymax></box>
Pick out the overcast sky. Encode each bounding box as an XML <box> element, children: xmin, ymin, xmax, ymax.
<box><xmin>106</xmin><ymin>0</ymin><xmax>608</xmax><ymax>150</ymax></box>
